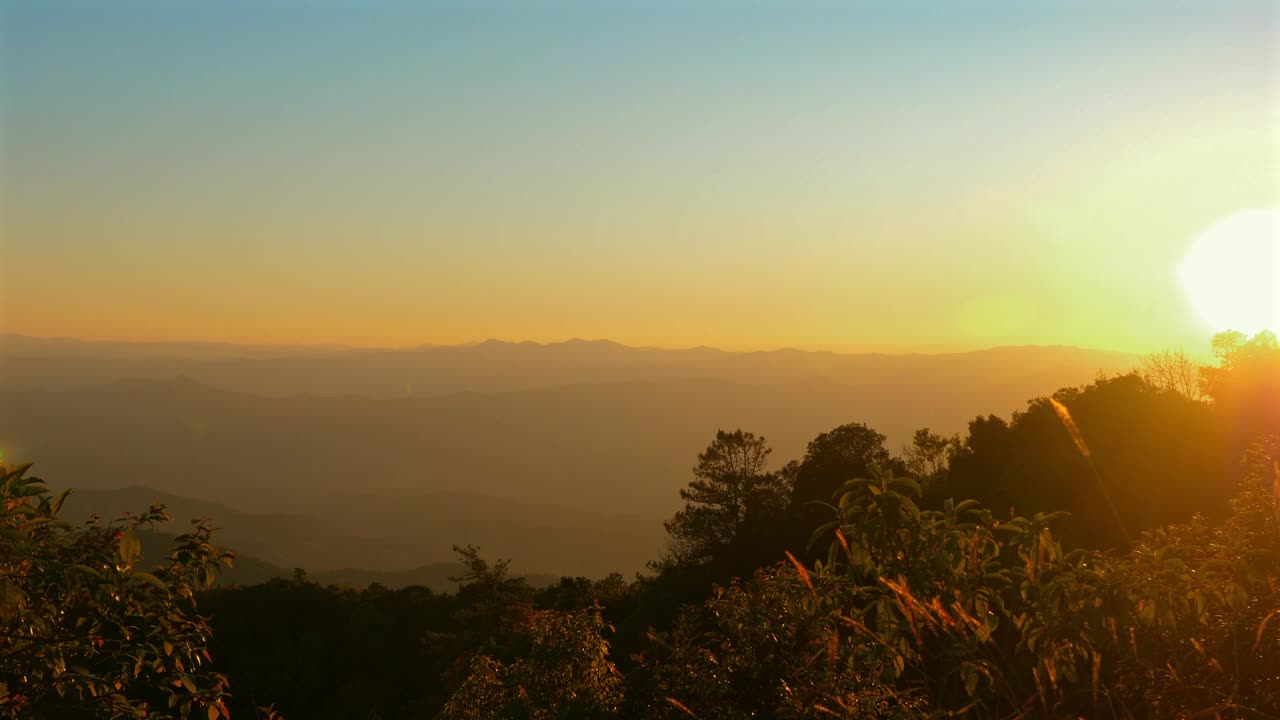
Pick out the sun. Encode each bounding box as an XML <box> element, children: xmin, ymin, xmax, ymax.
<box><xmin>1179</xmin><ymin>209</ymin><xmax>1280</xmax><ymax>335</ymax></box>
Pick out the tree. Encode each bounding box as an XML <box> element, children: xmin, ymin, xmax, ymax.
<box><xmin>203</xmin><ymin>572</ymin><xmax>497</xmax><ymax>720</ymax></box>
<box><xmin>1140</xmin><ymin>348</ymin><xmax>1203</xmax><ymax>401</ymax></box>
<box><xmin>941</xmin><ymin>373</ymin><xmax>1228</xmax><ymax>548</ymax></box>
<box><xmin>0</xmin><ymin>463</ymin><xmax>236</xmax><ymax>719</ymax></box>
<box><xmin>659</xmin><ymin>430</ymin><xmax>786</xmax><ymax>570</ymax></box>
<box><xmin>448</xmin><ymin>545</ymin><xmax>535</xmax><ymax>662</ymax></box>
<box><xmin>790</xmin><ymin>422</ymin><xmax>893</xmax><ymax>507</ymax></box>
<box><xmin>450</xmin><ymin>544</ymin><xmax>514</xmax><ymax>592</ymax></box>
<box><xmin>784</xmin><ymin>423</ymin><xmax>893</xmax><ymax>560</ymax></box>
<box><xmin>900</xmin><ymin>428</ymin><xmax>960</xmax><ymax>491</ymax></box>
<box><xmin>1200</xmin><ymin>330</ymin><xmax>1280</xmax><ymax>452</ymax></box>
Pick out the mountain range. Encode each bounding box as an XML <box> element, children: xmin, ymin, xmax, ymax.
<box><xmin>0</xmin><ymin>334</ymin><xmax>1138</xmax><ymax>581</ymax></box>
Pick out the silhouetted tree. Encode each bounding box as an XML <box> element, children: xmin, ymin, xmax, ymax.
<box><xmin>1200</xmin><ymin>330</ymin><xmax>1280</xmax><ymax>453</ymax></box>
<box><xmin>658</xmin><ymin>430</ymin><xmax>787</xmax><ymax>572</ymax></box>
<box><xmin>942</xmin><ymin>373</ymin><xmax>1228</xmax><ymax>548</ymax></box>
<box><xmin>203</xmin><ymin>575</ymin><xmax>460</xmax><ymax>719</ymax></box>
<box><xmin>900</xmin><ymin>427</ymin><xmax>960</xmax><ymax>492</ymax></box>
<box><xmin>1140</xmin><ymin>348</ymin><xmax>1203</xmax><ymax>401</ymax></box>
<box><xmin>790</xmin><ymin>422</ymin><xmax>894</xmax><ymax>506</ymax></box>
<box><xmin>448</xmin><ymin>545</ymin><xmax>535</xmax><ymax>661</ymax></box>
<box><xmin>784</xmin><ymin>422</ymin><xmax>894</xmax><ymax>559</ymax></box>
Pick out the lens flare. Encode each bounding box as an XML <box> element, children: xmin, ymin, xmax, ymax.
<box><xmin>1179</xmin><ymin>209</ymin><xmax>1280</xmax><ymax>335</ymax></box>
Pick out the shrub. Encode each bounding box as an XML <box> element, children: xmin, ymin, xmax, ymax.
<box><xmin>0</xmin><ymin>463</ymin><xmax>235</xmax><ymax>719</ymax></box>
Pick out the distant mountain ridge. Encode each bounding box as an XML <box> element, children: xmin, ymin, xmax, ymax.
<box><xmin>0</xmin><ymin>333</ymin><xmax>1136</xmax><ymax>398</ymax></box>
<box><xmin>0</xmin><ymin>334</ymin><xmax>1139</xmax><ymax>578</ymax></box>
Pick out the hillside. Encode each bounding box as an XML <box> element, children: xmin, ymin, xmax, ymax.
<box><xmin>61</xmin><ymin>485</ymin><xmax>654</xmax><ymax>581</ymax></box>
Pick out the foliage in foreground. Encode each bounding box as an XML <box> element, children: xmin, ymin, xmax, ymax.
<box><xmin>438</xmin><ymin>608</ymin><xmax>622</xmax><ymax>720</ymax></box>
<box><xmin>0</xmin><ymin>464</ymin><xmax>235</xmax><ymax>719</ymax></box>
<box><xmin>447</xmin><ymin>442</ymin><xmax>1279</xmax><ymax>719</ymax></box>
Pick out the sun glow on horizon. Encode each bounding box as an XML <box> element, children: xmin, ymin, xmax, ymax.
<box><xmin>2</xmin><ymin>2</ymin><xmax>1276</xmax><ymax>354</ymax></box>
<box><xmin>1179</xmin><ymin>209</ymin><xmax>1280</xmax><ymax>336</ymax></box>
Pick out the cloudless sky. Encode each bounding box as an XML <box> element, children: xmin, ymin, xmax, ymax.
<box><xmin>2</xmin><ymin>0</ymin><xmax>1277</xmax><ymax>352</ymax></box>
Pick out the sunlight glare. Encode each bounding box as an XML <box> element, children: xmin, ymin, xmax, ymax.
<box><xmin>1178</xmin><ymin>209</ymin><xmax>1280</xmax><ymax>335</ymax></box>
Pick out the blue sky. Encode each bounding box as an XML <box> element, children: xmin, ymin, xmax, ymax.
<box><xmin>2</xmin><ymin>0</ymin><xmax>1276</xmax><ymax>351</ymax></box>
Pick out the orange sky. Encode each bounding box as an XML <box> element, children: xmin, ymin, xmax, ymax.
<box><xmin>2</xmin><ymin>2</ymin><xmax>1277</xmax><ymax>353</ymax></box>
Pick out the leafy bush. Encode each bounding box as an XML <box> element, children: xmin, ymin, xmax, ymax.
<box><xmin>439</xmin><ymin>607</ymin><xmax>622</xmax><ymax>720</ymax></box>
<box><xmin>635</xmin><ymin>443</ymin><xmax>1278</xmax><ymax>719</ymax></box>
<box><xmin>628</xmin><ymin>571</ymin><xmax>924</xmax><ymax>719</ymax></box>
<box><xmin>0</xmin><ymin>463</ymin><xmax>234</xmax><ymax>719</ymax></box>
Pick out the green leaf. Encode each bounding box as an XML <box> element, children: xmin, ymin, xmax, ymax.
<box><xmin>49</xmin><ymin>488</ymin><xmax>73</xmax><ymax>515</ymax></box>
<box><xmin>886</xmin><ymin>476</ymin><xmax>922</xmax><ymax>498</ymax></box>
<box><xmin>118</xmin><ymin>526</ymin><xmax>142</xmax><ymax>564</ymax></box>
<box><xmin>132</xmin><ymin>571</ymin><xmax>168</xmax><ymax>593</ymax></box>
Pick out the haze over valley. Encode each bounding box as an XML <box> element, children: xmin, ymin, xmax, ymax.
<box><xmin>0</xmin><ymin>333</ymin><xmax>1134</xmax><ymax>579</ymax></box>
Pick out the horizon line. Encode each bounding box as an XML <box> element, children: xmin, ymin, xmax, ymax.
<box><xmin>0</xmin><ymin>330</ymin><xmax>1140</xmax><ymax>358</ymax></box>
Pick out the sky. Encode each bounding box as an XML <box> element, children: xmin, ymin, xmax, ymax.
<box><xmin>2</xmin><ymin>0</ymin><xmax>1277</xmax><ymax>353</ymax></box>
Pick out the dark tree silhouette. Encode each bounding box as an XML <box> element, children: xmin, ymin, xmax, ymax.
<box><xmin>783</xmin><ymin>422</ymin><xmax>894</xmax><ymax>559</ymax></box>
<box><xmin>901</xmin><ymin>427</ymin><xmax>961</xmax><ymax>491</ymax></box>
<box><xmin>1140</xmin><ymin>348</ymin><xmax>1203</xmax><ymax>400</ymax></box>
<box><xmin>659</xmin><ymin>429</ymin><xmax>787</xmax><ymax>571</ymax></box>
<box><xmin>942</xmin><ymin>373</ymin><xmax>1228</xmax><ymax>548</ymax></box>
<box><xmin>1201</xmin><ymin>330</ymin><xmax>1280</xmax><ymax>453</ymax></box>
<box><xmin>790</xmin><ymin>422</ymin><xmax>894</xmax><ymax>506</ymax></box>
